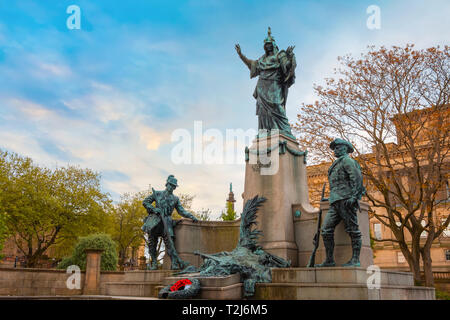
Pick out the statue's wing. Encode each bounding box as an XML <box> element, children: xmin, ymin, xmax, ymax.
<box><xmin>238</xmin><ymin>196</ymin><xmax>266</xmax><ymax>250</ymax></box>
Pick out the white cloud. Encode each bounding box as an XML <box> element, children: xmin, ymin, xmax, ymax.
<box><xmin>1</xmin><ymin>0</ymin><xmax>448</xmax><ymax>219</ymax></box>
<box><xmin>37</xmin><ymin>62</ymin><xmax>72</xmax><ymax>77</ymax></box>
<box><xmin>8</xmin><ymin>98</ymin><xmax>53</xmax><ymax>119</ymax></box>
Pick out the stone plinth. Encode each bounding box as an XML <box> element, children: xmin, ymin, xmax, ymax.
<box><xmin>242</xmin><ymin>133</ymin><xmax>319</xmax><ymax>266</ymax></box>
<box><xmin>294</xmin><ymin>201</ymin><xmax>374</xmax><ymax>268</ymax></box>
<box><xmin>83</xmin><ymin>249</ymin><xmax>103</xmax><ymax>295</ymax></box>
<box><xmin>103</xmin><ymin>270</ymin><xmax>173</xmax><ymax>297</ymax></box>
<box><xmin>252</xmin><ymin>267</ymin><xmax>435</xmax><ymax>300</ymax></box>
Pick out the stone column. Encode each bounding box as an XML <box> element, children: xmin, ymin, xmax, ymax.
<box><xmin>83</xmin><ymin>249</ymin><xmax>103</xmax><ymax>295</ymax></box>
<box><xmin>242</xmin><ymin>133</ymin><xmax>319</xmax><ymax>266</ymax></box>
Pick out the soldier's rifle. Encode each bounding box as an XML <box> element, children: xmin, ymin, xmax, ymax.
<box><xmin>307</xmin><ymin>182</ymin><xmax>327</xmax><ymax>268</ymax></box>
<box><xmin>193</xmin><ymin>250</ymin><xmax>221</xmax><ymax>263</ymax></box>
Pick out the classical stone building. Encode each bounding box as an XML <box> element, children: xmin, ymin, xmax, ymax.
<box><xmin>306</xmin><ymin>106</ymin><xmax>450</xmax><ymax>282</ymax></box>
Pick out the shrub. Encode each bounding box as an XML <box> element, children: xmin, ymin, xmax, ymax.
<box><xmin>56</xmin><ymin>256</ymin><xmax>75</xmax><ymax>270</ymax></box>
<box><xmin>57</xmin><ymin>233</ymin><xmax>118</xmax><ymax>271</ymax></box>
<box><xmin>436</xmin><ymin>290</ymin><xmax>450</xmax><ymax>300</ymax></box>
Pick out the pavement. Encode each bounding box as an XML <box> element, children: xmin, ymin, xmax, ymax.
<box><xmin>0</xmin><ymin>295</ymin><xmax>160</xmax><ymax>300</ymax></box>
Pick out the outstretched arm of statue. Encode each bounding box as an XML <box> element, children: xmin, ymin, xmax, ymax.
<box><xmin>175</xmin><ymin>199</ymin><xmax>199</xmax><ymax>222</ymax></box>
<box><xmin>235</xmin><ymin>44</ymin><xmax>253</xmax><ymax>70</ymax></box>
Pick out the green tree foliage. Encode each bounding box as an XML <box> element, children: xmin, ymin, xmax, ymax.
<box><xmin>110</xmin><ymin>190</ymin><xmax>149</xmax><ymax>269</ymax></box>
<box><xmin>0</xmin><ymin>213</ymin><xmax>9</xmax><ymax>260</ymax></box>
<box><xmin>171</xmin><ymin>193</ymin><xmax>212</xmax><ymax>221</ymax></box>
<box><xmin>57</xmin><ymin>233</ymin><xmax>118</xmax><ymax>271</ymax></box>
<box><xmin>221</xmin><ymin>202</ymin><xmax>238</xmax><ymax>221</ymax></box>
<box><xmin>0</xmin><ymin>150</ymin><xmax>112</xmax><ymax>267</ymax></box>
<box><xmin>0</xmin><ymin>153</ymin><xmax>11</xmax><ymax>259</ymax></box>
<box><xmin>171</xmin><ymin>193</ymin><xmax>195</xmax><ymax>220</ymax></box>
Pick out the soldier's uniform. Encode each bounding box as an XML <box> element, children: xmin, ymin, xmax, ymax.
<box><xmin>142</xmin><ymin>175</ymin><xmax>197</xmax><ymax>270</ymax></box>
<box><xmin>317</xmin><ymin>139</ymin><xmax>365</xmax><ymax>267</ymax></box>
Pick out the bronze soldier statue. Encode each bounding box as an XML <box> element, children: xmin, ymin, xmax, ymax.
<box><xmin>142</xmin><ymin>175</ymin><xmax>198</xmax><ymax>270</ymax></box>
<box><xmin>316</xmin><ymin>139</ymin><xmax>365</xmax><ymax>267</ymax></box>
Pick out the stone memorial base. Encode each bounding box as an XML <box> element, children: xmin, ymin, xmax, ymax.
<box><xmin>104</xmin><ymin>270</ymin><xmax>173</xmax><ymax>297</ymax></box>
<box><xmin>251</xmin><ymin>267</ymin><xmax>435</xmax><ymax>300</ymax></box>
<box><xmin>108</xmin><ymin>268</ymin><xmax>434</xmax><ymax>300</ymax></box>
<box><xmin>242</xmin><ymin>133</ymin><xmax>319</xmax><ymax>266</ymax></box>
<box><xmin>161</xmin><ymin>273</ymin><xmax>243</xmax><ymax>300</ymax></box>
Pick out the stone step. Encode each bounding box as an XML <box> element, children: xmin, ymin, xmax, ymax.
<box><xmin>271</xmin><ymin>267</ymin><xmax>414</xmax><ymax>286</ymax></box>
<box><xmin>123</xmin><ymin>270</ymin><xmax>174</xmax><ymax>282</ymax></box>
<box><xmin>159</xmin><ymin>273</ymin><xmax>243</xmax><ymax>300</ymax></box>
<box><xmin>252</xmin><ymin>282</ymin><xmax>435</xmax><ymax>300</ymax></box>
<box><xmin>104</xmin><ymin>281</ymin><xmax>162</xmax><ymax>297</ymax></box>
<box><xmin>162</xmin><ymin>273</ymin><xmax>240</xmax><ymax>287</ymax></box>
<box><xmin>155</xmin><ymin>283</ymin><xmax>243</xmax><ymax>300</ymax></box>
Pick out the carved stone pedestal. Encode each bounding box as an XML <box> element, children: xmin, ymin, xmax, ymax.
<box><xmin>252</xmin><ymin>267</ymin><xmax>435</xmax><ymax>300</ymax></box>
<box><xmin>242</xmin><ymin>133</ymin><xmax>319</xmax><ymax>266</ymax></box>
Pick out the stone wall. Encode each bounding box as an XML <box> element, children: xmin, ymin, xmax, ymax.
<box><xmin>164</xmin><ymin>219</ymin><xmax>240</xmax><ymax>268</ymax></box>
<box><xmin>0</xmin><ymin>267</ymin><xmax>124</xmax><ymax>296</ymax></box>
<box><xmin>0</xmin><ymin>268</ymin><xmax>85</xmax><ymax>296</ymax></box>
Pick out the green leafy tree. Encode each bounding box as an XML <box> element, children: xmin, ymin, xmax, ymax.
<box><xmin>171</xmin><ymin>193</ymin><xmax>195</xmax><ymax>220</ymax></box>
<box><xmin>110</xmin><ymin>190</ymin><xmax>149</xmax><ymax>269</ymax></box>
<box><xmin>0</xmin><ymin>153</ymin><xmax>11</xmax><ymax>259</ymax></box>
<box><xmin>57</xmin><ymin>233</ymin><xmax>118</xmax><ymax>271</ymax></box>
<box><xmin>171</xmin><ymin>193</ymin><xmax>212</xmax><ymax>221</ymax></box>
<box><xmin>0</xmin><ymin>150</ymin><xmax>112</xmax><ymax>267</ymax></box>
<box><xmin>0</xmin><ymin>212</ymin><xmax>9</xmax><ymax>260</ymax></box>
<box><xmin>221</xmin><ymin>202</ymin><xmax>238</xmax><ymax>221</ymax></box>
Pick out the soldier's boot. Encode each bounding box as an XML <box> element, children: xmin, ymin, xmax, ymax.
<box><xmin>147</xmin><ymin>238</ymin><xmax>158</xmax><ymax>270</ymax></box>
<box><xmin>342</xmin><ymin>234</ymin><xmax>362</xmax><ymax>267</ymax></box>
<box><xmin>315</xmin><ymin>235</ymin><xmax>336</xmax><ymax>267</ymax></box>
<box><xmin>169</xmin><ymin>251</ymin><xmax>189</xmax><ymax>270</ymax></box>
<box><xmin>163</xmin><ymin>234</ymin><xmax>189</xmax><ymax>270</ymax></box>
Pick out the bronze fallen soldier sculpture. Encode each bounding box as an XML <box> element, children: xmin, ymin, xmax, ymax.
<box><xmin>167</xmin><ymin>196</ymin><xmax>290</xmax><ymax>298</ymax></box>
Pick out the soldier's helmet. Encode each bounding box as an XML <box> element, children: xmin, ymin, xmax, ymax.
<box><xmin>166</xmin><ymin>175</ymin><xmax>178</xmax><ymax>187</ymax></box>
<box><xmin>330</xmin><ymin>138</ymin><xmax>354</xmax><ymax>153</ymax></box>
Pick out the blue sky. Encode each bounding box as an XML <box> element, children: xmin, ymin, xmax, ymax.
<box><xmin>0</xmin><ymin>0</ymin><xmax>449</xmax><ymax>217</ymax></box>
